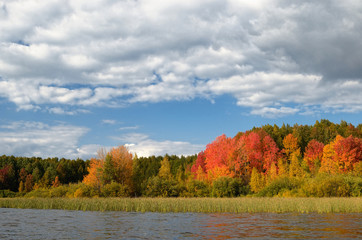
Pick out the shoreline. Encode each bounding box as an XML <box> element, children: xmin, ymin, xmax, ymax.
<box><xmin>1</xmin><ymin>197</ymin><xmax>361</xmax><ymax>213</ymax></box>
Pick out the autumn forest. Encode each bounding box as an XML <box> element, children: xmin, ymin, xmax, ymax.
<box><xmin>1</xmin><ymin>119</ymin><xmax>361</xmax><ymax>198</ymax></box>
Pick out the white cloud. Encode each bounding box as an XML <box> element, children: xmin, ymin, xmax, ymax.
<box><xmin>0</xmin><ymin>0</ymin><xmax>361</xmax><ymax>116</ymax></box>
<box><xmin>119</xmin><ymin>126</ymin><xmax>139</xmax><ymax>131</ymax></box>
<box><xmin>102</xmin><ymin>119</ymin><xmax>117</xmax><ymax>125</ymax></box>
<box><xmin>251</xmin><ymin>107</ymin><xmax>299</xmax><ymax>118</ymax></box>
<box><xmin>47</xmin><ymin>107</ymin><xmax>90</xmax><ymax>115</ymax></box>
<box><xmin>117</xmin><ymin>133</ymin><xmax>203</xmax><ymax>157</ymax></box>
<box><xmin>0</xmin><ymin>121</ymin><xmax>90</xmax><ymax>159</ymax></box>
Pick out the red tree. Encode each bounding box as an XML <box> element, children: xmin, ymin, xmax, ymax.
<box><xmin>203</xmin><ymin>134</ymin><xmax>235</xmax><ymax>181</ymax></box>
<box><xmin>304</xmin><ymin>139</ymin><xmax>324</xmax><ymax>173</ymax></box>
<box><xmin>233</xmin><ymin>130</ymin><xmax>279</xmax><ymax>178</ymax></box>
<box><xmin>334</xmin><ymin>135</ymin><xmax>362</xmax><ymax>172</ymax></box>
<box><xmin>191</xmin><ymin>151</ymin><xmax>206</xmax><ymax>174</ymax></box>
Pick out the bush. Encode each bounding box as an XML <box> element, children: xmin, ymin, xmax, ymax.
<box><xmin>144</xmin><ymin>176</ymin><xmax>181</xmax><ymax>197</ymax></box>
<box><xmin>101</xmin><ymin>182</ymin><xmax>130</xmax><ymax>197</ymax></box>
<box><xmin>49</xmin><ymin>185</ymin><xmax>69</xmax><ymax>198</ymax></box>
<box><xmin>182</xmin><ymin>180</ymin><xmax>210</xmax><ymax>197</ymax></box>
<box><xmin>0</xmin><ymin>190</ymin><xmax>16</xmax><ymax>198</ymax></box>
<box><xmin>212</xmin><ymin>177</ymin><xmax>248</xmax><ymax>197</ymax></box>
<box><xmin>257</xmin><ymin>177</ymin><xmax>303</xmax><ymax>197</ymax></box>
<box><xmin>24</xmin><ymin>188</ymin><xmax>51</xmax><ymax>198</ymax></box>
<box><xmin>344</xmin><ymin>175</ymin><xmax>362</xmax><ymax>197</ymax></box>
<box><xmin>73</xmin><ymin>184</ymin><xmax>98</xmax><ymax>198</ymax></box>
<box><xmin>301</xmin><ymin>174</ymin><xmax>361</xmax><ymax>197</ymax></box>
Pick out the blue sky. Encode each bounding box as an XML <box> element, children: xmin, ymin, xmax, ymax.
<box><xmin>0</xmin><ymin>0</ymin><xmax>361</xmax><ymax>159</ymax></box>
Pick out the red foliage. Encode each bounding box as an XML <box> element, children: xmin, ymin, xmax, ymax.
<box><xmin>234</xmin><ymin>130</ymin><xmax>279</xmax><ymax>177</ymax></box>
<box><xmin>191</xmin><ymin>151</ymin><xmax>206</xmax><ymax>174</ymax></box>
<box><xmin>262</xmin><ymin>135</ymin><xmax>280</xmax><ymax>172</ymax></box>
<box><xmin>334</xmin><ymin>135</ymin><xmax>362</xmax><ymax>172</ymax></box>
<box><xmin>304</xmin><ymin>139</ymin><xmax>324</xmax><ymax>172</ymax></box>
<box><xmin>203</xmin><ymin>134</ymin><xmax>235</xmax><ymax>181</ymax></box>
<box><xmin>0</xmin><ymin>165</ymin><xmax>10</xmax><ymax>184</ymax></box>
<box><xmin>204</xmin><ymin>134</ymin><xmax>234</xmax><ymax>169</ymax></box>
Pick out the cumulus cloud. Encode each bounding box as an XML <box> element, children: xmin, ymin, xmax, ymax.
<box><xmin>116</xmin><ymin>133</ymin><xmax>204</xmax><ymax>157</ymax></box>
<box><xmin>0</xmin><ymin>121</ymin><xmax>90</xmax><ymax>159</ymax></box>
<box><xmin>0</xmin><ymin>0</ymin><xmax>361</xmax><ymax>116</ymax></box>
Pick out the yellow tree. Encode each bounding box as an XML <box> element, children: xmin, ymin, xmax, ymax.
<box><xmin>83</xmin><ymin>158</ymin><xmax>104</xmax><ymax>190</ymax></box>
<box><xmin>266</xmin><ymin>163</ymin><xmax>278</xmax><ymax>184</ymax></box>
<box><xmin>282</xmin><ymin>134</ymin><xmax>304</xmax><ymax>177</ymax></box>
<box><xmin>158</xmin><ymin>156</ymin><xmax>172</xmax><ymax>180</ymax></box>
<box><xmin>277</xmin><ymin>158</ymin><xmax>288</xmax><ymax>177</ymax></box>
<box><xmin>250</xmin><ymin>167</ymin><xmax>265</xmax><ymax>193</ymax></box>
<box><xmin>108</xmin><ymin>146</ymin><xmax>133</xmax><ymax>187</ymax></box>
<box><xmin>289</xmin><ymin>152</ymin><xmax>304</xmax><ymax>178</ymax></box>
<box><xmin>319</xmin><ymin>140</ymin><xmax>339</xmax><ymax>174</ymax></box>
<box><xmin>283</xmin><ymin>134</ymin><xmax>299</xmax><ymax>160</ymax></box>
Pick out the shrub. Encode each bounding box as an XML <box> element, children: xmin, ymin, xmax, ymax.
<box><xmin>0</xmin><ymin>190</ymin><xmax>16</xmax><ymax>198</ymax></box>
<box><xmin>301</xmin><ymin>174</ymin><xmax>361</xmax><ymax>197</ymax></box>
<box><xmin>101</xmin><ymin>182</ymin><xmax>129</xmax><ymax>197</ymax></box>
<box><xmin>182</xmin><ymin>180</ymin><xmax>210</xmax><ymax>197</ymax></box>
<box><xmin>257</xmin><ymin>177</ymin><xmax>303</xmax><ymax>197</ymax></box>
<box><xmin>49</xmin><ymin>185</ymin><xmax>69</xmax><ymax>198</ymax></box>
<box><xmin>144</xmin><ymin>176</ymin><xmax>181</xmax><ymax>197</ymax></box>
<box><xmin>24</xmin><ymin>188</ymin><xmax>51</xmax><ymax>198</ymax></box>
<box><xmin>211</xmin><ymin>177</ymin><xmax>248</xmax><ymax>197</ymax></box>
<box><xmin>73</xmin><ymin>184</ymin><xmax>98</xmax><ymax>198</ymax></box>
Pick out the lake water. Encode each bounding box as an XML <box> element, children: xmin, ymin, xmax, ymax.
<box><xmin>0</xmin><ymin>208</ymin><xmax>361</xmax><ymax>239</ymax></box>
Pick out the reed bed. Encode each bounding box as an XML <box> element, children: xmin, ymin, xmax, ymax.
<box><xmin>0</xmin><ymin>197</ymin><xmax>361</xmax><ymax>213</ymax></box>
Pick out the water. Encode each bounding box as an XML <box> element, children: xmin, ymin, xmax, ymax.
<box><xmin>0</xmin><ymin>208</ymin><xmax>361</xmax><ymax>239</ymax></box>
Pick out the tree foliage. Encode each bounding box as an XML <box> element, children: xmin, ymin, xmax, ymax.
<box><xmin>0</xmin><ymin>119</ymin><xmax>361</xmax><ymax>198</ymax></box>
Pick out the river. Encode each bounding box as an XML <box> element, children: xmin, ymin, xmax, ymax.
<box><xmin>0</xmin><ymin>208</ymin><xmax>361</xmax><ymax>239</ymax></box>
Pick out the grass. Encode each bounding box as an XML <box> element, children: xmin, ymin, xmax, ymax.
<box><xmin>0</xmin><ymin>197</ymin><xmax>361</xmax><ymax>213</ymax></box>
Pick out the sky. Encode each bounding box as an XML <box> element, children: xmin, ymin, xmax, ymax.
<box><xmin>0</xmin><ymin>0</ymin><xmax>361</xmax><ymax>159</ymax></box>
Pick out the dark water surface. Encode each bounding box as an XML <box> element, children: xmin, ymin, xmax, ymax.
<box><xmin>0</xmin><ymin>208</ymin><xmax>361</xmax><ymax>239</ymax></box>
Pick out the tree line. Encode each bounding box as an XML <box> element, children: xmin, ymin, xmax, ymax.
<box><xmin>0</xmin><ymin>119</ymin><xmax>361</xmax><ymax>198</ymax></box>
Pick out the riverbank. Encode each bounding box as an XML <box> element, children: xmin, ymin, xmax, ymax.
<box><xmin>0</xmin><ymin>197</ymin><xmax>361</xmax><ymax>213</ymax></box>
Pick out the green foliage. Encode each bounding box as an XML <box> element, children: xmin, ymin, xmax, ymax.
<box><xmin>144</xmin><ymin>176</ymin><xmax>181</xmax><ymax>197</ymax></box>
<box><xmin>102</xmin><ymin>154</ymin><xmax>115</xmax><ymax>185</ymax></box>
<box><xmin>257</xmin><ymin>177</ymin><xmax>303</xmax><ymax>197</ymax></box>
<box><xmin>182</xmin><ymin>180</ymin><xmax>210</xmax><ymax>197</ymax></box>
<box><xmin>300</xmin><ymin>174</ymin><xmax>362</xmax><ymax>197</ymax></box>
<box><xmin>0</xmin><ymin>119</ymin><xmax>360</xmax><ymax>199</ymax></box>
<box><xmin>101</xmin><ymin>182</ymin><xmax>130</xmax><ymax>197</ymax></box>
<box><xmin>49</xmin><ymin>185</ymin><xmax>69</xmax><ymax>198</ymax></box>
<box><xmin>24</xmin><ymin>188</ymin><xmax>51</xmax><ymax>198</ymax></box>
<box><xmin>211</xmin><ymin>177</ymin><xmax>248</xmax><ymax>197</ymax></box>
<box><xmin>132</xmin><ymin>155</ymin><xmax>162</xmax><ymax>196</ymax></box>
<box><xmin>0</xmin><ymin>190</ymin><xmax>16</xmax><ymax>198</ymax></box>
<box><xmin>73</xmin><ymin>184</ymin><xmax>98</xmax><ymax>198</ymax></box>
<box><xmin>158</xmin><ymin>156</ymin><xmax>172</xmax><ymax>180</ymax></box>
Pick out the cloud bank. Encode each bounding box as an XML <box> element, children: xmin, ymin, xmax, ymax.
<box><xmin>0</xmin><ymin>121</ymin><xmax>203</xmax><ymax>159</ymax></box>
<box><xmin>0</xmin><ymin>121</ymin><xmax>89</xmax><ymax>159</ymax></box>
<box><xmin>0</xmin><ymin>0</ymin><xmax>361</xmax><ymax>116</ymax></box>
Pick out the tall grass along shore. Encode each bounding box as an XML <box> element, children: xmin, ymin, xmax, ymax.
<box><xmin>0</xmin><ymin>197</ymin><xmax>361</xmax><ymax>213</ymax></box>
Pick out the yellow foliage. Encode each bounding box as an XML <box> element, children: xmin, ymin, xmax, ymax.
<box><xmin>158</xmin><ymin>156</ymin><xmax>172</xmax><ymax>180</ymax></box>
<box><xmin>289</xmin><ymin>152</ymin><xmax>304</xmax><ymax>178</ymax></box>
<box><xmin>250</xmin><ymin>167</ymin><xmax>266</xmax><ymax>193</ymax></box>
<box><xmin>277</xmin><ymin>158</ymin><xmax>288</xmax><ymax>177</ymax></box>
<box><xmin>207</xmin><ymin>166</ymin><xmax>232</xmax><ymax>183</ymax></box>
<box><xmin>83</xmin><ymin>158</ymin><xmax>104</xmax><ymax>189</ymax></box>
<box><xmin>319</xmin><ymin>141</ymin><xmax>339</xmax><ymax>174</ymax></box>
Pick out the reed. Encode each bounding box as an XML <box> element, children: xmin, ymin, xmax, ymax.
<box><xmin>0</xmin><ymin>197</ymin><xmax>361</xmax><ymax>213</ymax></box>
